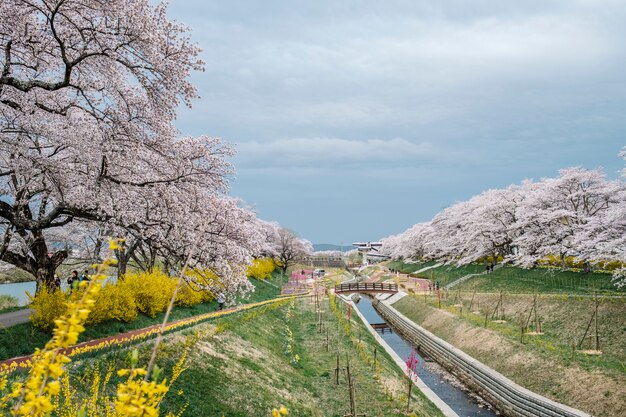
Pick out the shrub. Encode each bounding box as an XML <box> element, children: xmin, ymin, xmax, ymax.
<box><xmin>28</xmin><ymin>287</ymin><xmax>67</xmax><ymax>332</ymax></box>
<box><xmin>0</xmin><ymin>295</ymin><xmax>18</xmax><ymax>310</ymax></box>
<box><xmin>118</xmin><ymin>271</ymin><xmax>177</xmax><ymax>318</ymax></box>
<box><xmin>88</xmin><ymin>283</ymin><xmax>138</xmax><ymax>325</ymax></box>
<box><xmin>247</xmin><ymin>258</ymin><xmax>276</xmax><ymax>279</ymax></box>
<box><xmin>29</xmin><ymin>269</ymin><xmax>216</xmax><ymax>331</ymax></box>
<box><xmin>175</xmin><ymin>281</ymin><xmax>206</xmax><ymax>307</ymax></box>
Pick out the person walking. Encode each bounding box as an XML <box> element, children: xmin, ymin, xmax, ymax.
<box><xmin>217</xmin><ymin>292</ymin><xmax>225</xmax><ymax>311</ymax></box>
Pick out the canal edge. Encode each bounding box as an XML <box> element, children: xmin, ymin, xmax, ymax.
<box><xmin>376</xmin><ymin>298</ymin><xmax>593</xmax><ymax>417</ymax></box>
<box><xmin>341</xmin><ymin>295</ymin><xmax>460</xmax><ymax>417</ymax></box>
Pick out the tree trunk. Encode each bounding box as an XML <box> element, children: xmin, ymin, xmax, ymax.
<box><xmin>116</xmin><ymin>238</ymin><xmax>140</xmax><ymax>280</ymax></box>
<box><xmin>163</xmin><ymin>258</ymin><xmax>171</xmax><ymax>275</ymax></box>
<box><xmin>147</xmin><ymin>247</ymin><xmax>157</xmax><ymax>272</ymax></box>
<box><xmin>35</xmin><ymin>250</ymin><xmax>68</xmax><ymax>293</ymax></box>
<box><xmin>117</xmin><ymin>252</ymin><xmax>128</xmax><ymax>280</ymax></box>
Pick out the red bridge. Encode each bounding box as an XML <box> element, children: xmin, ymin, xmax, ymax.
<box><xmin>334</xmin><ymin>282</ymin><xmax>398</xmax><ymax>294</ymax></box>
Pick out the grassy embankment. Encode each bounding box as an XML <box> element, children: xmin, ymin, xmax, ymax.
<box><xmin>0</xmin><ymin>273</ymin><xmax>282</xmax><ymax>361</ymax></box>
<box><xmin>0</xmin><ymin>268</ymin><xmax>33</xmax><ymax>284</ymax></box>
<box><xmin>57</xmin><ymin>296</ymin><xmax>445</xmax><ymax>416</ymax></box>
<box><xmin>386</xmin><ymin>260</ymin><xmax>623</xmax><ymax>294</ymax></box>
<box><xmin>391</xmin><ymin>292</ymin><xmax>626</xmax><ymax>417</ymax></box>
<box><xmin>381</xmin><ymin>260</ymin><xmax>626</xmax><ymax>415</ymax></box>
<box><xmin>0</xmin><ymin>295</ymin><xmax>19</xmax><ymax>313</ymax></box>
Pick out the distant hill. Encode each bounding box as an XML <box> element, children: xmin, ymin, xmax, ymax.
<box><xmin>312</xmin><ymin>244</ymin><xmax>354</xmax><ymax>252</ymax></box>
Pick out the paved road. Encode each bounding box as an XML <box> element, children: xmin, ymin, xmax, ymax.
<box><xmin>0</xmin><ymin>309</ymin><xmax>32</xmax><ymax>328</ymax></box>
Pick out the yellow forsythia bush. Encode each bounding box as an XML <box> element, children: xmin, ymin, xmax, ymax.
<box><xmin>118</xmin><ymin>271</ymin><xmax>177</xmax><ymax>318</ymax></box>
<box><xmin>27</xmin><ymin>287</ymin><xmax>67</xmax><ymax>332</ymax></box>
<box><xmin>247</xmin><ymin>258</ymin><xmax>276</xmax><ymax>279</ymax></box>
<box><xmin>30</xmin><ymin>269</ymin><xmax>218</xmax><ymax>330</ymax></box>
<box><xmin>175</xmin><ymin>281</ymin><xmax>206</xmax><ymax>307</ymax></box>
<box><xmin>88</xmin><ymin>283</ymin><xmax>138</xmax><ymax>325</ymax></box>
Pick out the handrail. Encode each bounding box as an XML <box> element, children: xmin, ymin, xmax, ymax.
<box><xmin>334</xmin><ymin>282</ymin><xmax>398</xmax><ymax>293</ymax></box>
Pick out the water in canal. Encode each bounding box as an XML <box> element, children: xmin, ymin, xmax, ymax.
<box><xmin>354</xmin><ymin>296</ymin><xmax>498</xmax><ymax>417</ymax></box>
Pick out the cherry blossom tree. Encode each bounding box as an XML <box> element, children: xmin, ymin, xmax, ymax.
<box><xmin>270</xmin><ymin>227</ymin><xmax>313</xmax><ymax>274</ymax></box>
<box><xmin>453</xmin><ymin>185</ymin><xmax>525</xmax><ymax>265</ymax></box>
<box><xmin>381</xmin><ymin>163</ymin><xmax>626</xmax><ymax>289</ymax></box>
<box><xmin>511</xmin><ymin>168</ymin><xmax>623</xmax><ymax>268</ymax></box>
<box><xmin>573</xmin><ymin>150</ymin><xmax>626</xmax><ymax>286</ymax></box>
<box><xmin>0</xmin><ymin>0</ymin><xmax>250</xmax><ymax>292</ymax></box>
<box><xmin>381</xmin><ymin>223</ymin><xmax>434</xmax><ymax>261</ymax></box>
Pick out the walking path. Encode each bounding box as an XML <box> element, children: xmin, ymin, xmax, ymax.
<box><xmin>0</xmin><ymin>308</ymin><xmax>32</xmax><ymax>328</ymax></box>
<box><xmin>366</xmin><ymin>269</ymin><xmax>387</xmax><ymax>283</ymax></box>
<box><xmin>412</xmin><ymin>262</ymin><xmax>443</xmax><ymax>275</ymax></box>
<box><xmin>444</xmin><ymin>264</ymin><xmax>503</xmax><ymax>290</ymax></box>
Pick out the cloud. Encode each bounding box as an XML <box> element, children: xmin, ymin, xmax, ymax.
<box><xmin>235</xmin><ymin>137</ymin><xmax>437</xmax><ymax>168</ymax></box>
<box><xmin>168</xmin><ymin>0</ymin><xmax>626</xmax><ymax>242</ymax></box>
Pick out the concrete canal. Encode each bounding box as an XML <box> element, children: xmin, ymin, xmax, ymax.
<box><xmin>354</xmin><ymin>296</ymin><xmax>498</xmax><ymax>417</ymax></box>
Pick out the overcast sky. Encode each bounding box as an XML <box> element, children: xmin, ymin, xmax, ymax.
<box><xmin>168</xmin><ymin>0</ymin><xmax>626</xmax><ymax>245</ymax></box>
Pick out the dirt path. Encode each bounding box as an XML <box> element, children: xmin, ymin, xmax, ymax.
<box><xmin>367</xmin><ymin>270</ymin><xmax>387</xmax><ymax>283</ymax></box>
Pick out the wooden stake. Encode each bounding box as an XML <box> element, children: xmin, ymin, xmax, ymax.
<box><xmin>326</xmin><ymin>328</ymin><xmax>330</xmax><ymax>352</ymax></box>
<box><xmin>373</xmin><ymin>348</ymin><xmax>377</xmax><ymax>371</ymax></box>
<box><xmin>343</xmin><ymin>356</ymin><xmax>366</xmax><ymax>417</ymax></box>
<box><xmin>346</xmin><ymin>355</ymin><xmax>356</xmax><ymax>416</ymax></box>
<box><xmin>578</xmin><ymin>293</ymin><xmax>600</xmax><ymax>350</ymax></box>
<box><xmin>595</xmin><ymin>292</ymin><xmax>600</xmax><ymax>351</ymax></box>
<box><xmin>406</xmin><ymin>376</ymin><xmax>413</xmax><ymax>413</ymax></box>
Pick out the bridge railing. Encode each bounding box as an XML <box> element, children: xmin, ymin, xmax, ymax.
<box><xmin>334</xmin><ymin>282</ymin><xmax>398</xmax><ymax>293</ymax></box>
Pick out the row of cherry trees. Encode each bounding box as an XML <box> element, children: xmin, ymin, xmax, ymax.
<box><xmin>0</xmin><ymin>0</ymin><xmax>311</xmax><ymax>295</ymax></box>
<box><xmin>381</xmin><ymin>158</ymin><xmax>626</xmax><ymax>287</ymax></box>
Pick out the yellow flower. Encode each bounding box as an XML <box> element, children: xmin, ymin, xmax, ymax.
<box><xmin>271</xmin><ymin>406</ymin><xmax>289</xmax><ymax>416</ymax></box>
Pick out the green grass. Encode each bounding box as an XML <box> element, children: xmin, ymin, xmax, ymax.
<box><xmin>63</xmin><ymin>297</ymin><xmax>444</xmax><ymax>417</ymax></box>
<box><xmin>417</xmin><ymin>264</ymin><xmax>486</xmax><ymax>287</ymax></box>
<box><xmin>404</xmin><ymin>292</ymin><xmax>626</xmax><ymax>374</ymax></box>
<box><xmin>387</xmin><ymin>260</ymin><xmax>484</xmax><ymax>287</ymax></box>
<box><xmin>387</xmin><ymin>260</ymin><xmax>623</xmax><ymax>294</ymax></box>
<box><xmin>0</xmin><ymin>274</ymin><xmax>282</xmax><ymax>361</ymax></box>
<box><xmin>386</xmin><ymin>260</ymin><xmax>439</xmax><ymax>274</ymax></box>
<box><xmin>0</xmin><ymin>306</ymin><xmax>25</xmax><ymax>314</ymax></box>
<box><xmin>457</xmin><ymin>265</ymin><xmax>623</xmax><ymax>294</ymax></box>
